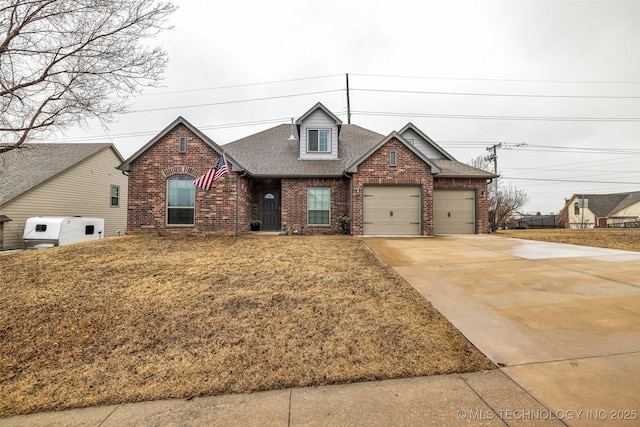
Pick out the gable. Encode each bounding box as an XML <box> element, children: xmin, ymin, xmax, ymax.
<box><xmin>118</xmin><ymin>116</ymin><xmax>242</xmax><ymax>172</ymax></box>
<box><xmin>296</xmin><ymin>103</ymin><xmax>341</xmax><ymax>161</ymax></box>
<box><xmin>346</xmin><ymin>132</ymin><xmax>441</xmax><ymax>174</ymax></box>
<box><xmin>398</xmin><ymin>123</ymin><xmax>454</xmax><ymax>160</ymax></box>
<box><xmin>127</xmin><ymin>123</ymin><xmax>210</xmax><ymax>171</ymax></box>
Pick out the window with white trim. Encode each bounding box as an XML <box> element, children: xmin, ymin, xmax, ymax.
<box><xmin>110</xmin><ymin>185</ymin><xmax>120</xmax><ymax>207</ymax></box>
<box><xmin>307</xmin><ymin>129</ymin><xmax>331</xmax><ymax>152</ymax></box>
<box><xmin>307</xmin><ymin>188</ymin><xmax>330</xmax><ymax>225</ymax></box>
<box><xmin>167</xmin><ymin>175</ymin><xmax>195</xmax><ymax>225</ymax></box>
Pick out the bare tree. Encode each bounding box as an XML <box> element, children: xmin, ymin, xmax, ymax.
<box><xmin>468</xmin><ymin>154</ymin><xmax>492</xmax><ymax>173</ymax></box>
<box><xmin>468</xmin><ymin>155</ymin><xmax>528</xmax><ymax>231</ymax></box>
<box><xmin>0</xmin><ymin>0</ymin><xmax>176</xmax><ymax>153</ymax></box>
<box><xmin>490</xmin><ymin>184</ymin><xmax>529</xmax><ymax>230</ymax></box>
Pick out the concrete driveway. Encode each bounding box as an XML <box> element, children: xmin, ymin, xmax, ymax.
<box><xmin>366</xmin><ymin>235</ymin><xmax>640</xmax><ymax>426</ymax></box>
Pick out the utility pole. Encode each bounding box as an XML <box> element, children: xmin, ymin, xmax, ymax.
<box><xmin>485</xmin><ymin>141</ymin><xmax>527</xmax><ymax>195</ymax></box>
<box><xmin>485</xmin><ymin>142</ymin><xmax>527</xmax><ymax>230</ymax></box>
<box><xmin>346</xmin><ymin>73</ymin><xmax>351</xmax><ymax>124</ymax></box>
<box><xmin>485</xmin><ymin>143</ymin><xmax>502</xmax><ymax>200</ymax></box>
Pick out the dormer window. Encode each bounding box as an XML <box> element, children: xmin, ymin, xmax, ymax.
<box><xmin>307</xmin><ymin>129</ymin><xmax>331</xmax><ymax>153</ymax></box>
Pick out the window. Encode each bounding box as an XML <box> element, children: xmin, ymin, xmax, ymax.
<box><xmin>110</xmin><ymin>185</ymin><xmax>120</xmax><ymax>207</ymax></box>
<box><xmin>85</xmin><ymin>225</ymin><xmax>95</xmax><ymax>235</ymax></box>
<box><xmin>308</xmin><ymin>188</ymin><xmax>330</xmax><ymax>225</ymax></box>
<box><xmin>307</xmin><ymin>129</ymin><xmax>331</xmax><ymax>152</ymax></box>
<box><xmin>390</xmin><ymin>150</ymin><xmax>397</xmax><ymax>166</ymax></box>
<box><xmin>35</xmin><ymin>224</ymin><xmax>47</xmax><ymax>232</ymax></box>
<box><xmin>167</xmin><ymin>175</ymin><xmax>195</xmax><ymax>225</ymax></box>
<box><xmin>574</xmin><ymin>202</ymin><xmax>579</xmax><ymax>215</ymax></box>
<box><xmin>178</xmin><ymin>137</ymin><xmax>187</xmax><ymax>153</ymax></box>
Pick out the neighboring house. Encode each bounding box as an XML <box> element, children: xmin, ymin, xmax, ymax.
<box><xmin>558</xmin><ymin>192</ymin><xmax>640</xmax><ymax>228</ymax></box>
<box><xmin>0</xmin><ymin>143</ymin><xmax>128</xmax><ymax>249</ymax></box>
<box><xmin>118</xmin><ymin>103</ymin><xmax>495</xmax><ymax>236</ymax></box>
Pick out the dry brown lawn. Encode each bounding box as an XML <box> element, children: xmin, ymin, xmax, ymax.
<box><xmin>497</xmin><ymin>228</ymin><xmax>640</xmax><ymax>252</ymax></box>
<box><xmin>0</xmin><ymin>234</ymin><xmax>493</xmax><ymax>417</ymax></box>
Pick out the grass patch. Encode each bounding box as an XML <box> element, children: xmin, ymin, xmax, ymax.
<box><xmin>498</xmin><ymin>228</ymin><xmax>640</xmax><ymax>252</ymax></box>
<box><xmin>0</xmin><ymin>234</ymin><xmax>493</xmax><ymax>416</ymax></box>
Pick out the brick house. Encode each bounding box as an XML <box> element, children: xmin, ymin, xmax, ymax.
<box><xmin>118</xmin><ymin>103</ymin><xmax>495</xmax><ymax>236</ymax></box>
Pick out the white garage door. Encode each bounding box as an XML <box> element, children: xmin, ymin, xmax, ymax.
<box><xmin>363</xmin><ymin>185</ymin><xmax>421</xmax><ymax>235</ymax></box>
<box><xmin>434</xmin><ymin>190</ymin><xmax>476</xmax><ymax>234</ymax></box>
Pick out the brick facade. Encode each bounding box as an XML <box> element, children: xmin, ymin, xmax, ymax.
<box><xmin>433</xmin><ymin>178</ymin><xmax>490</xmax><ymax>234</ymax></box>
<box><xmin>281</xmin><ymin>178</ymin><xmax>350</xmax><ymax>234</ymax></box>
<box><xmin>127</xmin><ymin>124</ymin><xmax>240</xmax><ymax>234</ymax></box>
<box><xmin>352</xmin><ymin>137</ymin><xmax>435</xmax><ymax>235</ymax></box>
<box><xmin>126</xmin><ymin>126</ymin><xmax>490</xmax><ymax>236</ymax></box>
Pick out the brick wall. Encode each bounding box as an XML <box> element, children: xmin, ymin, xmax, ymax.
<box><xmin>352</xmin><ymin>138</ymin><xmax>435</xmax><ymax>235</ymax></box>
<box><xmin>127</xmin><ymin>124</ymin><xmax>239</xmax><ymax>234</ymax></box>
<box><xmin>433</xmin><ymin>178</ymin><xmax>490</xmax><ymax>234</ymax></box>
<box><xmin>127</xmin><ymin>127</ymin><xmax>490</xmax><ymax>236</ymax></box>
<box><xmin>281</xmin><ymin>178</ymin><xmax>350</xmax><ymax>234</ymax></box>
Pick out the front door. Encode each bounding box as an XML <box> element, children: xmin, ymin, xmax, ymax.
<box><xmin>260</xmin><ymin>190</ymin><xmax>280</xmax><ymax>231</ymax></box>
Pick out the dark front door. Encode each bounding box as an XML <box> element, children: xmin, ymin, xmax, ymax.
<box><xmin>260</xmin><ymin>190</ymin><xmax>280</xmax><ymax>231</ymax></box>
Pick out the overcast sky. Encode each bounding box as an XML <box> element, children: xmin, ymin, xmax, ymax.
<box><xmin>62</xmin><ymin>0</ymin><xmax>640</xmax><ymax>214</ymax></box>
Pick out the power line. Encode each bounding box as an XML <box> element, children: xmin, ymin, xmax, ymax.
<box><xmin>349</xmin><ymin>73</ymin><xmax>640</xmax><ymax>85</ymax></box>
<box><xmin>502</xmin><ymin>166</ymin><xmax>640</xmax><ymax>174</ymax></box>
<box><xmin>503</xmin><ymin>176</ymin><xmax>639</xmax><ymax>184</ymax></box>
<box><xmin>141</xmin><ymin>74</ymin><xmax>343</xmax><ymax>96</ymax></box>
<box><xmin>352</xmin><ymin>88</ymin><xmax>640</xmax><ymax>100</ymax></box>
<box><xmin>132</xmin><ymin>89</ymin><xmax>345</xmax><ymax>113</ymax></box>
<box><xmin>352</xmin><ymin>110</ymin><xmax>640</xmax><ymax>122</ymax></box>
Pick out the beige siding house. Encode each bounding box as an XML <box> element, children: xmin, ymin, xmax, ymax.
<box><xmin>0</xmin><ymin>143</ymin><xmax>128</xmax><ymax>249</ymax></box>
<box><xmin>558</xmin><ymin>192</ymin><xmax>640</xmax><ymax>228</ymax></box>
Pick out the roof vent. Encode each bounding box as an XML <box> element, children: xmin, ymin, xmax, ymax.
<box><xmin>288</xmin><ymin>118</ymin><xmax>297</xmax><ymax>141</ymax></box>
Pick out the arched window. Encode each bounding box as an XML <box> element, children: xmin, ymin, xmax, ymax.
<box><xmin>574</xmin><ymin>202</ymin><xmax>579</xmax><ymax>215</ymax></box>
<box><xmin>167</xmin><ymin>175</ymin><xmax>195</xmax><ymax>225</ymax></box>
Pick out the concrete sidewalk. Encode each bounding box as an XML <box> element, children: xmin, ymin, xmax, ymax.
<box><xmin>2</xmin><ymin>370</ymin><xmax>564</xmax><ymax>427</ymax></box>
<box><xmin>3</xmin><ymin>235</ymin><xmax>639</xmax><ymax>426</ymax></box>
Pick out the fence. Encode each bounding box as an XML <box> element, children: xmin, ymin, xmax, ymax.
<box><xmin>607</xmin><ymin>221</ymin><xmax>640</xmax><ymax>228</ymax></box>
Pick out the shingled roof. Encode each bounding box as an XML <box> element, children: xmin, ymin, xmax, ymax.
<box><xmin>0</xmin><ymin>143</ymin><xmax>118</xmax><ymax>206</ymax></box>
<box><xmin>431</xmin><ymin>159</ymin><xmax>497</xmax><ymax>178</ymax></box>
<box><xmin>575</xmin><ymin>192</ymin><xmax>640</xmax><ymax>217</ymax></box>
<box><xmin>223</xmin><ymin>123</ymin><xmax>385</xmax><ymax>177</ymax></box>
<box><xmin>223</xmin><ymin>122</ymin><xmax>495</xmax><ymax>179</ymax></box>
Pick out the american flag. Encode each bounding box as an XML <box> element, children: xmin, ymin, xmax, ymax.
<box><xmin>193</xmin><ymin>153</ymin><xmax>228</xmax><ymax>190</ymax></box>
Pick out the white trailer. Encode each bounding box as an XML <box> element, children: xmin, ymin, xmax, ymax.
<box><xmin>23</xmin><ymin>217</ymin><xmax>105</xmax><ymax>249</ymax></box>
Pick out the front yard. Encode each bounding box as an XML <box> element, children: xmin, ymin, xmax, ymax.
<box><xmin>498</xmin><ymin>228</ymin><xmax>640</xmax><ymax>252</ymax></box>
<box><xmin>0</xmin><ymin>234</ymin><xmax>493</xmax><ymax>416</ymax></box>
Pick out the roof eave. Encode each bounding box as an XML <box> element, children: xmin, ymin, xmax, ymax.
<box><xmin>250</xmin><ymin>173</ymin><xmax>345</xmax><ymax>179</ymax></box>
<box><xmin>434</xmin><ymin>173</ymin><xmax>498</xmax><ymax>179</ymax></box>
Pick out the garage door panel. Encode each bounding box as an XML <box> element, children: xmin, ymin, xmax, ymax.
<box><xmin>434</xmin><ymin>190</ymin><xmax>475</xmax><ymax>234</ymax></box>
<box><xmin>363</xmin><ymin>186</ymin><xmax>421</xmax><ymax>235</ymax></box>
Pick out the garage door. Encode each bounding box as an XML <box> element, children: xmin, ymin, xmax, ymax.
<box><xmin>363</xmin><ymin>185</ymin><xmax>421</xmax><ymax>235</ymax></box>
<box><xmin>434</xmin><ymin>190</ymin><xmax>476</xmax><ymax>234</ymax></box>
